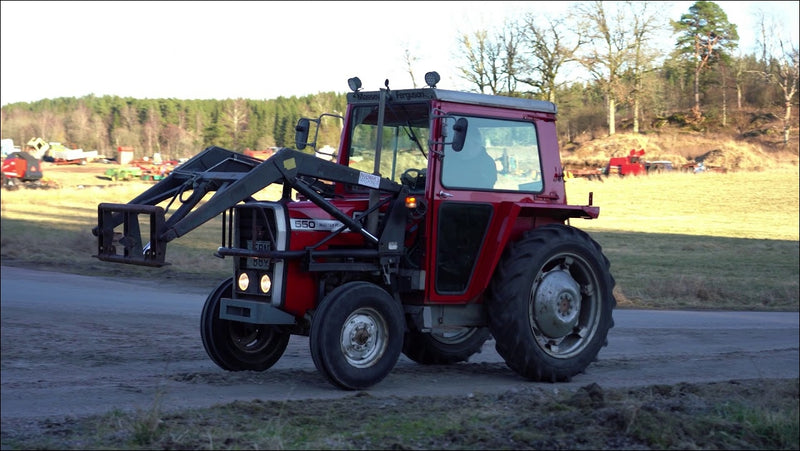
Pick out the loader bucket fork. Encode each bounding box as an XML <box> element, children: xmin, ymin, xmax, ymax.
<box><xmin>92</xmin><ymin>145</ymin><xmax>404</xmax><ymax>267</ymax></box>
<box><xmin>95</xmin><ymin>203</ymin><xmax>168</xmax><ymax>267</ymax></box>
<box><xmin>92</xmin><ymin>146</ymin><xmax>264</xmax><ymax>267</ymax></box>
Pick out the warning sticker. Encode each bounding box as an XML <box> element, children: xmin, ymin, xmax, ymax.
<box><xmin>358</xmin><ymin>172</ymin><xmax>380</xmax><ymax>189</ymax></box>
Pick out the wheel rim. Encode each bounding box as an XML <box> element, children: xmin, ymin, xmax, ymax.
<box><xmin>529</xmin><ymin>253</ymin><xmax>601</xmax><ymax>359</ymax></box>
<box><xmin>228</xmin><ymin>322</ymin><xmax>273</xmax><ymax>354</ymax></box>
<box><xmin>340</xmin><ymin>307</ymin><xmax>388</xmax><ymax>368</ymax></box>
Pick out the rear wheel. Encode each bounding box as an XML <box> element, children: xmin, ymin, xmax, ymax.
<box><xmin>488</xmin><ymin>224</ymin><xmax>615</xmax><ymax>382</ymax></box>
<box><xmin>200</xmin><ymin>278</ymin><xmax>290</xmax><ymax>371</ymax></box>
<box><xmin>402</xmin><ymin>327</ymin><xmax>490</xmax><ymax>364</ymax></box>
<box><xmin>310</xmin><ymin>281</ymin><xmax>404</xmax><ymax>390</ymax></box>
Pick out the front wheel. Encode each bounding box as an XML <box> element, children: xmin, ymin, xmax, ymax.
<box><xmin>488</xmin><ymin>224</ymin><xmax>616</xmax><ymax>382</ymax></box>
<box><xmin>402</xmin><ymin>327</ymin><xmax>490</xmax><ymax>364</ymax></box>
<box><xmin>200</xmin><ymin>278</ymin><xmax>290</xmax><ymax>371</ymax></box>
<box><xmin>310</xmin><ymin>281</ymin><xmax>404</xmax><ymax>390</ymax></box>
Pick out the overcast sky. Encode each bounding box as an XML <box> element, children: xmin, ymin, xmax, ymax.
<box><xmin>1</xmin><ymin>1</ymin><xmax>798</xmax><ymax>106</ymax></box>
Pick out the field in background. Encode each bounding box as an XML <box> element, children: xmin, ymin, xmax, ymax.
<box><xmin>565</xmin><ymin>169</ymin><xmax>799</xmax><ymax>240</ymax></box>
<box><xmin>1</xmin><ymin>167</ymin><xmax>798</xmax><ymax>311</ymax></box>
<box><xmin>567</xmin><ymin>169</ymin><xmax>799</xmax><ymax>310</ymax></box>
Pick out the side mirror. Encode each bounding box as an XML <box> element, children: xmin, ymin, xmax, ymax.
<box><xmin>295</xmin><ymin>118</ymin><xmax>310</xmax><ymax>150</ymax></box>
<box><xmin>451</xmin><ymin>117</ymin><xmax>468</xmax><ymax>152</ymax></box>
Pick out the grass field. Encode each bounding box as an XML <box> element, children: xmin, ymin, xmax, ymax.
<box><xmin>565</xmin><ymin>169</ymin><xmax>799</xmax><ymax>310</ymax></box>
<box><xmin>1</xmin><ymin>168</ymin><xmax>798</xmax><ymax>311</ymax></box>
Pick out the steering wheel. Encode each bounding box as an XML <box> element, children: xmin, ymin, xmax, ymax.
<box><xmin>401</xmin><ymin>168</ymin><xmax>425</xmax><ymax>190</ymax></box>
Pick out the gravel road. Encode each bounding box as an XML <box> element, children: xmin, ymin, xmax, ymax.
<box><xmin>2</xmin><ymin>265</ymin><xmax>798</xmax><ymax>425</ymax></box>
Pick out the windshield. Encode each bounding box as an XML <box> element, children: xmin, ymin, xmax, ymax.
<box><xmin>347</xmin><ymin>103</ymin><xmax>429</xmax><ymax>185</ymax></box>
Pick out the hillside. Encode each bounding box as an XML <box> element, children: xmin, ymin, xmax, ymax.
<box><xmin>561</xmin><ymin>112</ymin><xmax>799</xmax><ymax>171</ymax></box>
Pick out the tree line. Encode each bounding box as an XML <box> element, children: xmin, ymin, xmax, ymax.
<box><xmin>0</xmin><ymin>1</ymin><xmax>797</xmax><ymax>161</ymax></box>
<box><xmin>451</xmin><ymin>1</ymin><xmax>797</xmax><ymax>145</ymax></box>
<box><xmin>0</xmin><ymin>92</ymin><xmax>346</xmax><ymax>161</ymax></box>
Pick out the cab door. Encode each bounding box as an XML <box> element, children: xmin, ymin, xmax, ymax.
<box><xmin>425</xmin><ymin>111</ymin><xmax>545</xmax><ymax>304</ymax></box>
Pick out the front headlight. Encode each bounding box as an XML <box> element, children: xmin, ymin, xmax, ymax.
<box><xmin>259</xmin><ymin>274</ymin><xmax>272</xmax><ymax>294</ymax></box>
<box><xmin>237</xmin><ymin>272</ymin><xmax>250</xmax><ymax>291</ymax></box>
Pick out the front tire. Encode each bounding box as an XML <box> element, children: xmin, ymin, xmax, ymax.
<box><xmin>310</xmin><ymin>281</ymin><xmax>404</xmax><ymax>390</ymax></box>
<box><xmin>488</xmin><ymin>224</ymin><xmax>615</xmax><ymax>382</ymax></box>
<box><xmin>200</xmin><ymin>278</ymin><xmax>290</xmax><ymax>371</ymax></box>
<box><xmin>402</xmin><ymin>327</ymin><xmax>490</xmax><ymax>364</ymax></box>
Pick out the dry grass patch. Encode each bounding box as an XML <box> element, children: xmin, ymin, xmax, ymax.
<box><xmin>562</xmin><ymin>131</ymin><xmax>799</xmax><ymax>170</ymax></box>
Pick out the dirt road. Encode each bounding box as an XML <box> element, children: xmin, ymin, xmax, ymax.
<box><xmin>1</xmin><ymin>265</ymin><xmax>798</xmax><ymax>425</ymax></box>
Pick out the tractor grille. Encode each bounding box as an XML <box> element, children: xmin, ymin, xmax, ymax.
<box><xmin>230</xmin><ymin>203</ymin><xmax>287</xmax><ymax>306</ymax></box>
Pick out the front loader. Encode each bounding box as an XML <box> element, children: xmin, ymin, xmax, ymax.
<box><xmin>93</xmin><ymin>72</ymin><xmax>616</xmax><ymax>390</ymax></box>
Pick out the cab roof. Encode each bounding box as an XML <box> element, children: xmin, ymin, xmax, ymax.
<box><xmin>347</xmin><ymin>88</ymin><xmax>557</xmax><ymax>115</ymax></box>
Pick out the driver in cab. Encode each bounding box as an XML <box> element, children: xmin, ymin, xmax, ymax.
<box><xmin>442</xmin><ymin>125</ymin><xmax>497</xmax><ymax>190</ymax></box>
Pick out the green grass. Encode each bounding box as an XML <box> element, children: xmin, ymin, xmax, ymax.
<box><xmin>4</xmin><ymin>379</ymin><xmax>796</xmax><ymax>450</ymax></box>
<box><xmin>1</xmin><ymin>170</ymin><xmax>798</xmax><ymax>310</ymax></box>
<box><xmin>564</xmin><ymin>169</ymin><xmax>799</xmax><ymax>310</ymax></box>
<box><xmin>565</xmin><ymin>169</ymin><xmax>800</xmax><ymax>241</ymax></box>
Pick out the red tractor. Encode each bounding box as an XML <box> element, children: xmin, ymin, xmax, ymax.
<box><xmin>1</xmin><ymin>151</ymin><xmax>44</xmax><ymax>189</ymax></box>
<box><xmin>92</xmin><ymin>72</ymin><xmax>616</xmax><ymax>390</ymax></box>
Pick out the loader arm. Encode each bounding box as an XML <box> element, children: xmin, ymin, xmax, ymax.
<box><xmin>93</xmin><ymin>146</ymin><xmax>403</xmax><ymax>267</ymax></box>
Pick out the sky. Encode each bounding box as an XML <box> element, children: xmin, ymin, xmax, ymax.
<box><xmin>1</xmin><ymin>1</ymin><xmax>798</xmax><ymax>107</ymax></box>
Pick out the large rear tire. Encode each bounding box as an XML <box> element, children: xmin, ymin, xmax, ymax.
<box><xmin>200</xmin><ymin>278</ymin><xmax>290</xmax><ymax>371</ymax></box>
<box><xmin>488</xmin><ymin>224</ymin><xmax>615</xmax><ymax>382</ymax></box>
<box><xmin>310</xmin><ymin>281</ymin><xmax>404</xmax><ymax>390</ymax></box>
<box><xmin>402</xmin><ymin>327</ymin><xmax>490</xmax><ymax>364</ymax></box>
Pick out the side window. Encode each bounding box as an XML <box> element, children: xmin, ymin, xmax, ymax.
<box><xmin>441</xmin><ymin>117</ymin><xmax>543</xmax><ymax>192</ymax></box>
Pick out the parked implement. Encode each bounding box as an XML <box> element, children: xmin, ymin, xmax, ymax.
<box><xmin>603</xmin><ymin>148</ymin><xmax>646</xmax><ymax>176</ymax></box>
<box><xmin>1</xmin><ymin>151</ymin><xmax>44</xmax><ymax>189</ymax></box>
<box><xmin>92</xmin><ymin>72</ymin><xmax>616</xmax><ymax>390</ymax></box>
<box><xmin>104</xmin><ymin>166</ymin><xmax>143</xmax><ymax>181</ymax></box>
<box><xmin>603</xmin><ymin>149</ymin><xmax>676</xmax><ymax>177</ymax></box>
<box><xmin>45</xmin><ymin>142</ymin><xmax>97</xmax><ymax>165</ymax></box>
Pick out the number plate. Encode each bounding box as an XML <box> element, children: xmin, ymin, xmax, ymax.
<box><xmin>244</xmin><ymin>240</ymin><xmax>271</xmax><ymax>269</ymax></box>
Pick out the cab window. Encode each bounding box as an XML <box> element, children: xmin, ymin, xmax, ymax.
<box><xmin>442</xmin><ymin>116</ymin><xmax>543</xmax><ymax>193</ymax></box>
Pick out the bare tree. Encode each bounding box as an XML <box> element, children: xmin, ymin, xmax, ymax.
<box><xmin>457</xmin><ymin>29</ymin><xmax>504</xmax><ymax>94</ymax></box>
<box><xmin>577</xmin><ymin>1</ymin><xmax>632</xmax><ymax>136</ymax></box>
<box><xmin>111</xmin><ymin>104</ymin><xmax>142</xmax><ymax>153</ymax></box>
<box><xmin>65</xmin><ymin>104</ymin><xmax>90</xmax><ymax>147</ymax></box>
<box><xmin>768</xmin><ymin>43</ymin><xmax>799</xmax><ymax>146</ymax></box>
<box><xmin>748</xmin><ymin>11</ymin><xmax>799</xmax><ymax>146</ymax></box>
<box><xmin>142</xmin><ymin>103</ymin><xmax>161</xmax><ymax>157</ymax></box>
<box><xmin>403</xmin><ymin>47</ymin><xmax>418</xmax><ymax>89</ymax></box>
<box><xmin>159</xmin><ymin>124</ymin><xmax>184</xmax><ymax>158</ymax></box>
<box><xmin>626</xmin><ymin>1</ymin><xmax>663</xmax><ymax>133</ymax></box>
<box><xmin>222</xmin><ymin>99</ymin><xmax>249</xmax><ymax>150</ymax></box>
<box><xmin>754</xmin><ymin>8</ymin><xmax>780</xmax><ymax>65</ymax></box>
<box><xmin>516</xmin><ymin>13</ymin><xmax>584</xmax><ymax>103</ymax></box>
<box><xmin>729</xmin><ymin>52</ymin><xmax>750</xmax><ymax>110</ymax></box>
<box><xmin>498</xmin><ymin>22</ymin><xmax>522</xmax><ymax>96</ymax></box>
<box><xmin>779</xmin><ymin>46</ymin><xmax>798</xmax><ymax>146</ymax></box>
<box><xmin>36</xmin><ymin>110</ymin><xmax>63</xmax><ymax>143</ymax></box>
